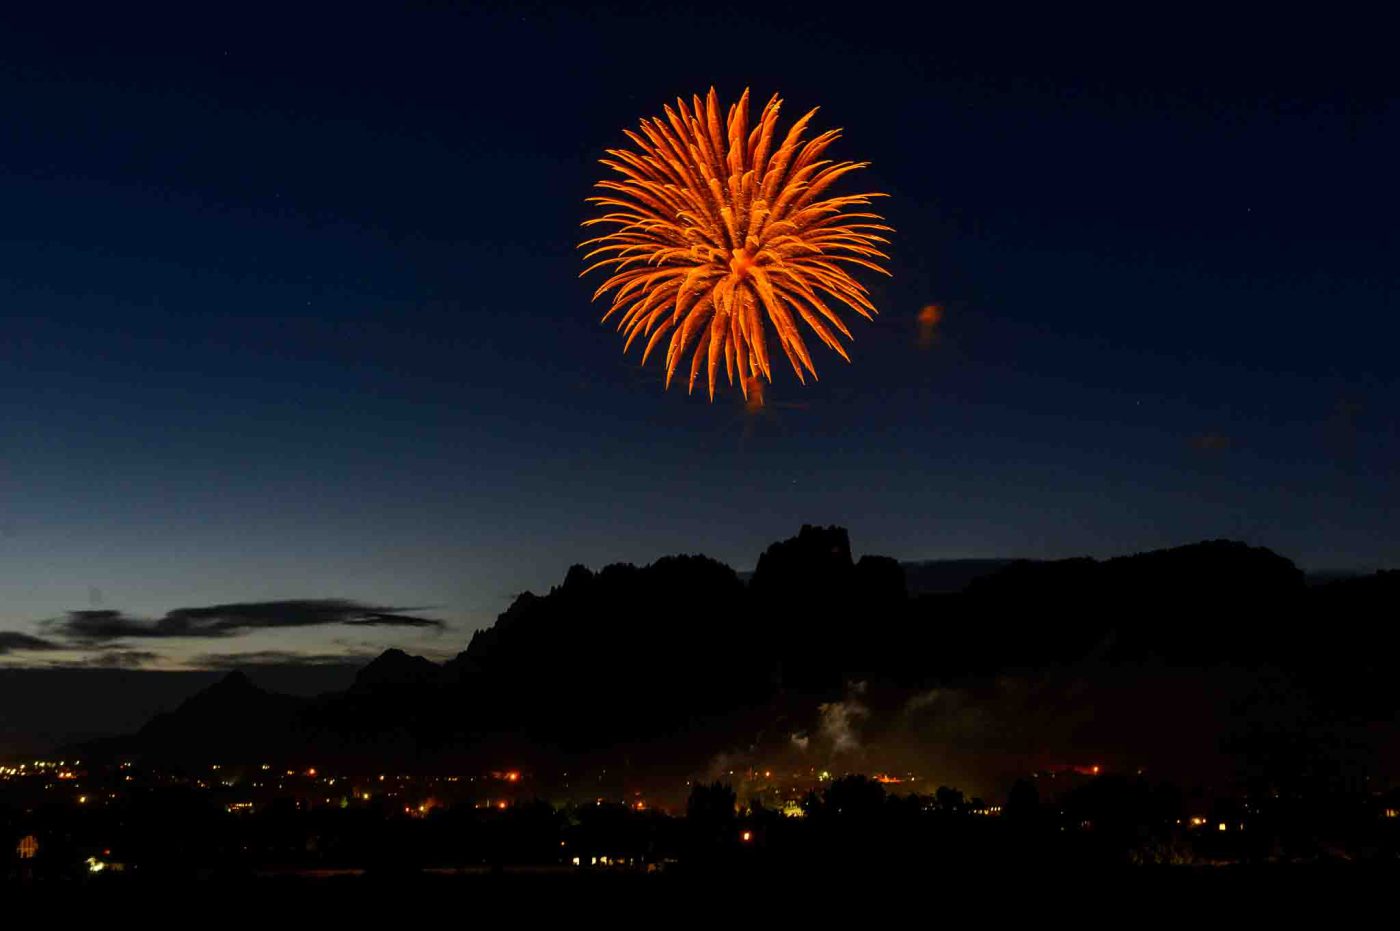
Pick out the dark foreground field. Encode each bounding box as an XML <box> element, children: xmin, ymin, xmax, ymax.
<box><xmin>5</xmin><ymin>862</ymin><xmax>1394</xmax><ymax>921</ymax></box>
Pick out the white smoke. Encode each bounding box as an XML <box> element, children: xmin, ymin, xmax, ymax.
<box><xmin>817</xmin><ymin>682</ymin><xmax>869</xmax><ymax>754</ymax></box>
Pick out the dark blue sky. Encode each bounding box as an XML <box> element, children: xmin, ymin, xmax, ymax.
<box><xmin>1</xmin><ymin>3</ymin><xmax>1395</xmax><ymax>667</ymax></box>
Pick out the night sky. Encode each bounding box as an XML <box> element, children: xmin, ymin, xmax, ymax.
<box><xmin>1</xmin><ymin>4</ymin><xmax>1395</xmax><ymax>670</ymax></box>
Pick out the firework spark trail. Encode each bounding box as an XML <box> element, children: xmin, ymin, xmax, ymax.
<box><xmin>581</xmin><ymin>88</ymin><xmax>892</xmax><ymax>402</ymax></box>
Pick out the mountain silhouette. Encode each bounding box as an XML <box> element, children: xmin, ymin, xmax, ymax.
<box><xmin>350</xmin><ymin>647</ymin><xmax>445</xmax><ymax>692</ymax></box>
<box><xmin>75</xmin><ymin>526</ymin><xmax>1397</xmax><ymax>778</ymax></box>
<box><xmin>134</xmin><ymin>670</ymin><xmax>307</xmax><ymax>760</ymax></box>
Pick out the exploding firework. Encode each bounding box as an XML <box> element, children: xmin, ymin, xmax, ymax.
<box><xmin>580</xmin><ymin>88</ymin><xmax>891</xmax><ymax>402</ymax></box>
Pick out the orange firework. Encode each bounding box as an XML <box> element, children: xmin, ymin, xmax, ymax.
<box><xmin>580</xmin><ymin>88</ymin><xmax>891</xmax><ymax>402</ymax></box>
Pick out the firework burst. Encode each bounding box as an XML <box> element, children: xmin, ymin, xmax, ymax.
<box><xmin>580</xmin><ymin>88</ymin><xmax>891</xmax><ymax>402</ymax></box>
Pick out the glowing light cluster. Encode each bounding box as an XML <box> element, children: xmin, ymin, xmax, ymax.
<box><xmin>581</xmin><ymin>88</ymin><xmax>891</xmax><ymax>401</ymax></box>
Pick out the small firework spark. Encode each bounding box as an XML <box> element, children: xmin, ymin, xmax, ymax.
<box><xmin>581</xmin><ymin>88</ymin><xmax>891</xmax><ymax>403</ymax></box>
<box><xmin>917</xmin><ymin>303</ymin><xmax>943</xmax><ymax>348</ymax></box>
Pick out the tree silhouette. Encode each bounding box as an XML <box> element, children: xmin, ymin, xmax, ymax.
<box><xmin>1006</xmin><ymin>778</ymin><xmax>1040</xmax><ymax>823</ymax></box>
<box><xmin>934</xmin><ymin>785</ymin><xmax>966</xmax><ymax>815</ymax></box>
<box><xmin>686</xmin><ymin>782</ymin><xmax>737</xmax><ymax>858</ymax></box>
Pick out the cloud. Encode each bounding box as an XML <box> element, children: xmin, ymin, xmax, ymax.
<box><xmin>344</xmin><ymin>612</ymin><xmax>444</xmax><ymax>629</ymax></box>
<box><xmin>48</xmin><ymin>600</ymin><xmax>444</xmax><ymax>643</ymax></box>
<box><xmin>66</xmin><ymin>650</ymin><xmax>162</xmax><ymax>669</ymax></box>
<box><xmin>190</xmin><ymin>649</ymin><xmax>377</xmax><ymax>669</ymax></box>
<box><xmin>0</xmin><ymin>631</ymin><xmax>62</xmax><ymax>654</ymax></box>
<box><xmin>48</xmin><ymin>610</ymin><xmax>147</xmax><ymax>643</ymax></box>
